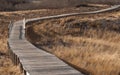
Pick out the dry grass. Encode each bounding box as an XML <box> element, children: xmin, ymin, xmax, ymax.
<box><xmin>0</xmin><ymin>6</ymin><xmax>107</xmax><ymax>75</ymax></box>
<box><xmin>26</xmin><ymin>10</ymin><xmax>120</xmax><ymax>75</ymax></box>
<box><xmin>0</xmin><ymin>54</ymin><xmax>22</xmax><ymax>75</ymax></box>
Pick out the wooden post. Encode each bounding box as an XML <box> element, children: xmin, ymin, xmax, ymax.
<box><xmin>23</xmin><ymin>18</ymin><xmax>26</xmax><ymax>29</ymax></box>
<box><xmin>26</xmin><ymin>71</ymin><xmax>30</xmax><ymax>75</ymax></box>
<box><xmin>20</xmin><ymin>63</ymin><xmax>24</xmax><ymax>73</ymax></box>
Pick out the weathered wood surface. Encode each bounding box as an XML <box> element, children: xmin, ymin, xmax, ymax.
<box><xmin>9</xmin><ymin>21</ymin><xmax>83</xmax><ymax>75</ymax></box>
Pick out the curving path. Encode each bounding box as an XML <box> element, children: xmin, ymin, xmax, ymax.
<box><xmin>8</xmin><ymin>5</ymin><xmax>120</xmax><ymax>75</ymax></box>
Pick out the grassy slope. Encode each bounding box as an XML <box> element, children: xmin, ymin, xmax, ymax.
<box><xmin>0</xmin><ymin>6</ymin><xmax>108</xmax><ymax>75</ymax></box>
<box><xmin>26</xmin><ymin>10</ymin><xmax>120</xmax><ymax>75</ymax></box>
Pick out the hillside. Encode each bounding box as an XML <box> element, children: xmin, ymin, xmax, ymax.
<box><xmin>0</xmin><ymin>5</ymin><xmax>110</xmax><ymax>75</ymax></box>
<box><xmin>0</xmin><ymin>1</ymin><xmax>120</xmax><ymax>75</ymax></box>
<box><xmin>26</xmin><ymin>10</ymin><xmax>120</xmax><ymax>75</ymax></box>
<box><xmin>0</xmin><ymin>0</ymin><xmax>120</xmax><ymax>11</ymax></box>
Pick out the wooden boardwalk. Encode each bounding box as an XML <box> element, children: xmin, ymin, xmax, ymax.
<box><xmin>8</xmin><ymin>20</ymin><xmax>83</xmax><ymax>75</ymax></box>
<box><xmin>8</xmin><ymin>5</ymin><xmax>120</xmax><ymax>75</ymax></box>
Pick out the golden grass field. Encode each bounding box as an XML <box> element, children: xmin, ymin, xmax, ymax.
<box><xmin>26</xmin><ymin>10</ymin><xmax>120</xmax><ymax>75</ymax></box>
<box><xmin>0</xmin><ymin>5</ymin><xmax>118</xmax><ymax>75</ymax></box>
